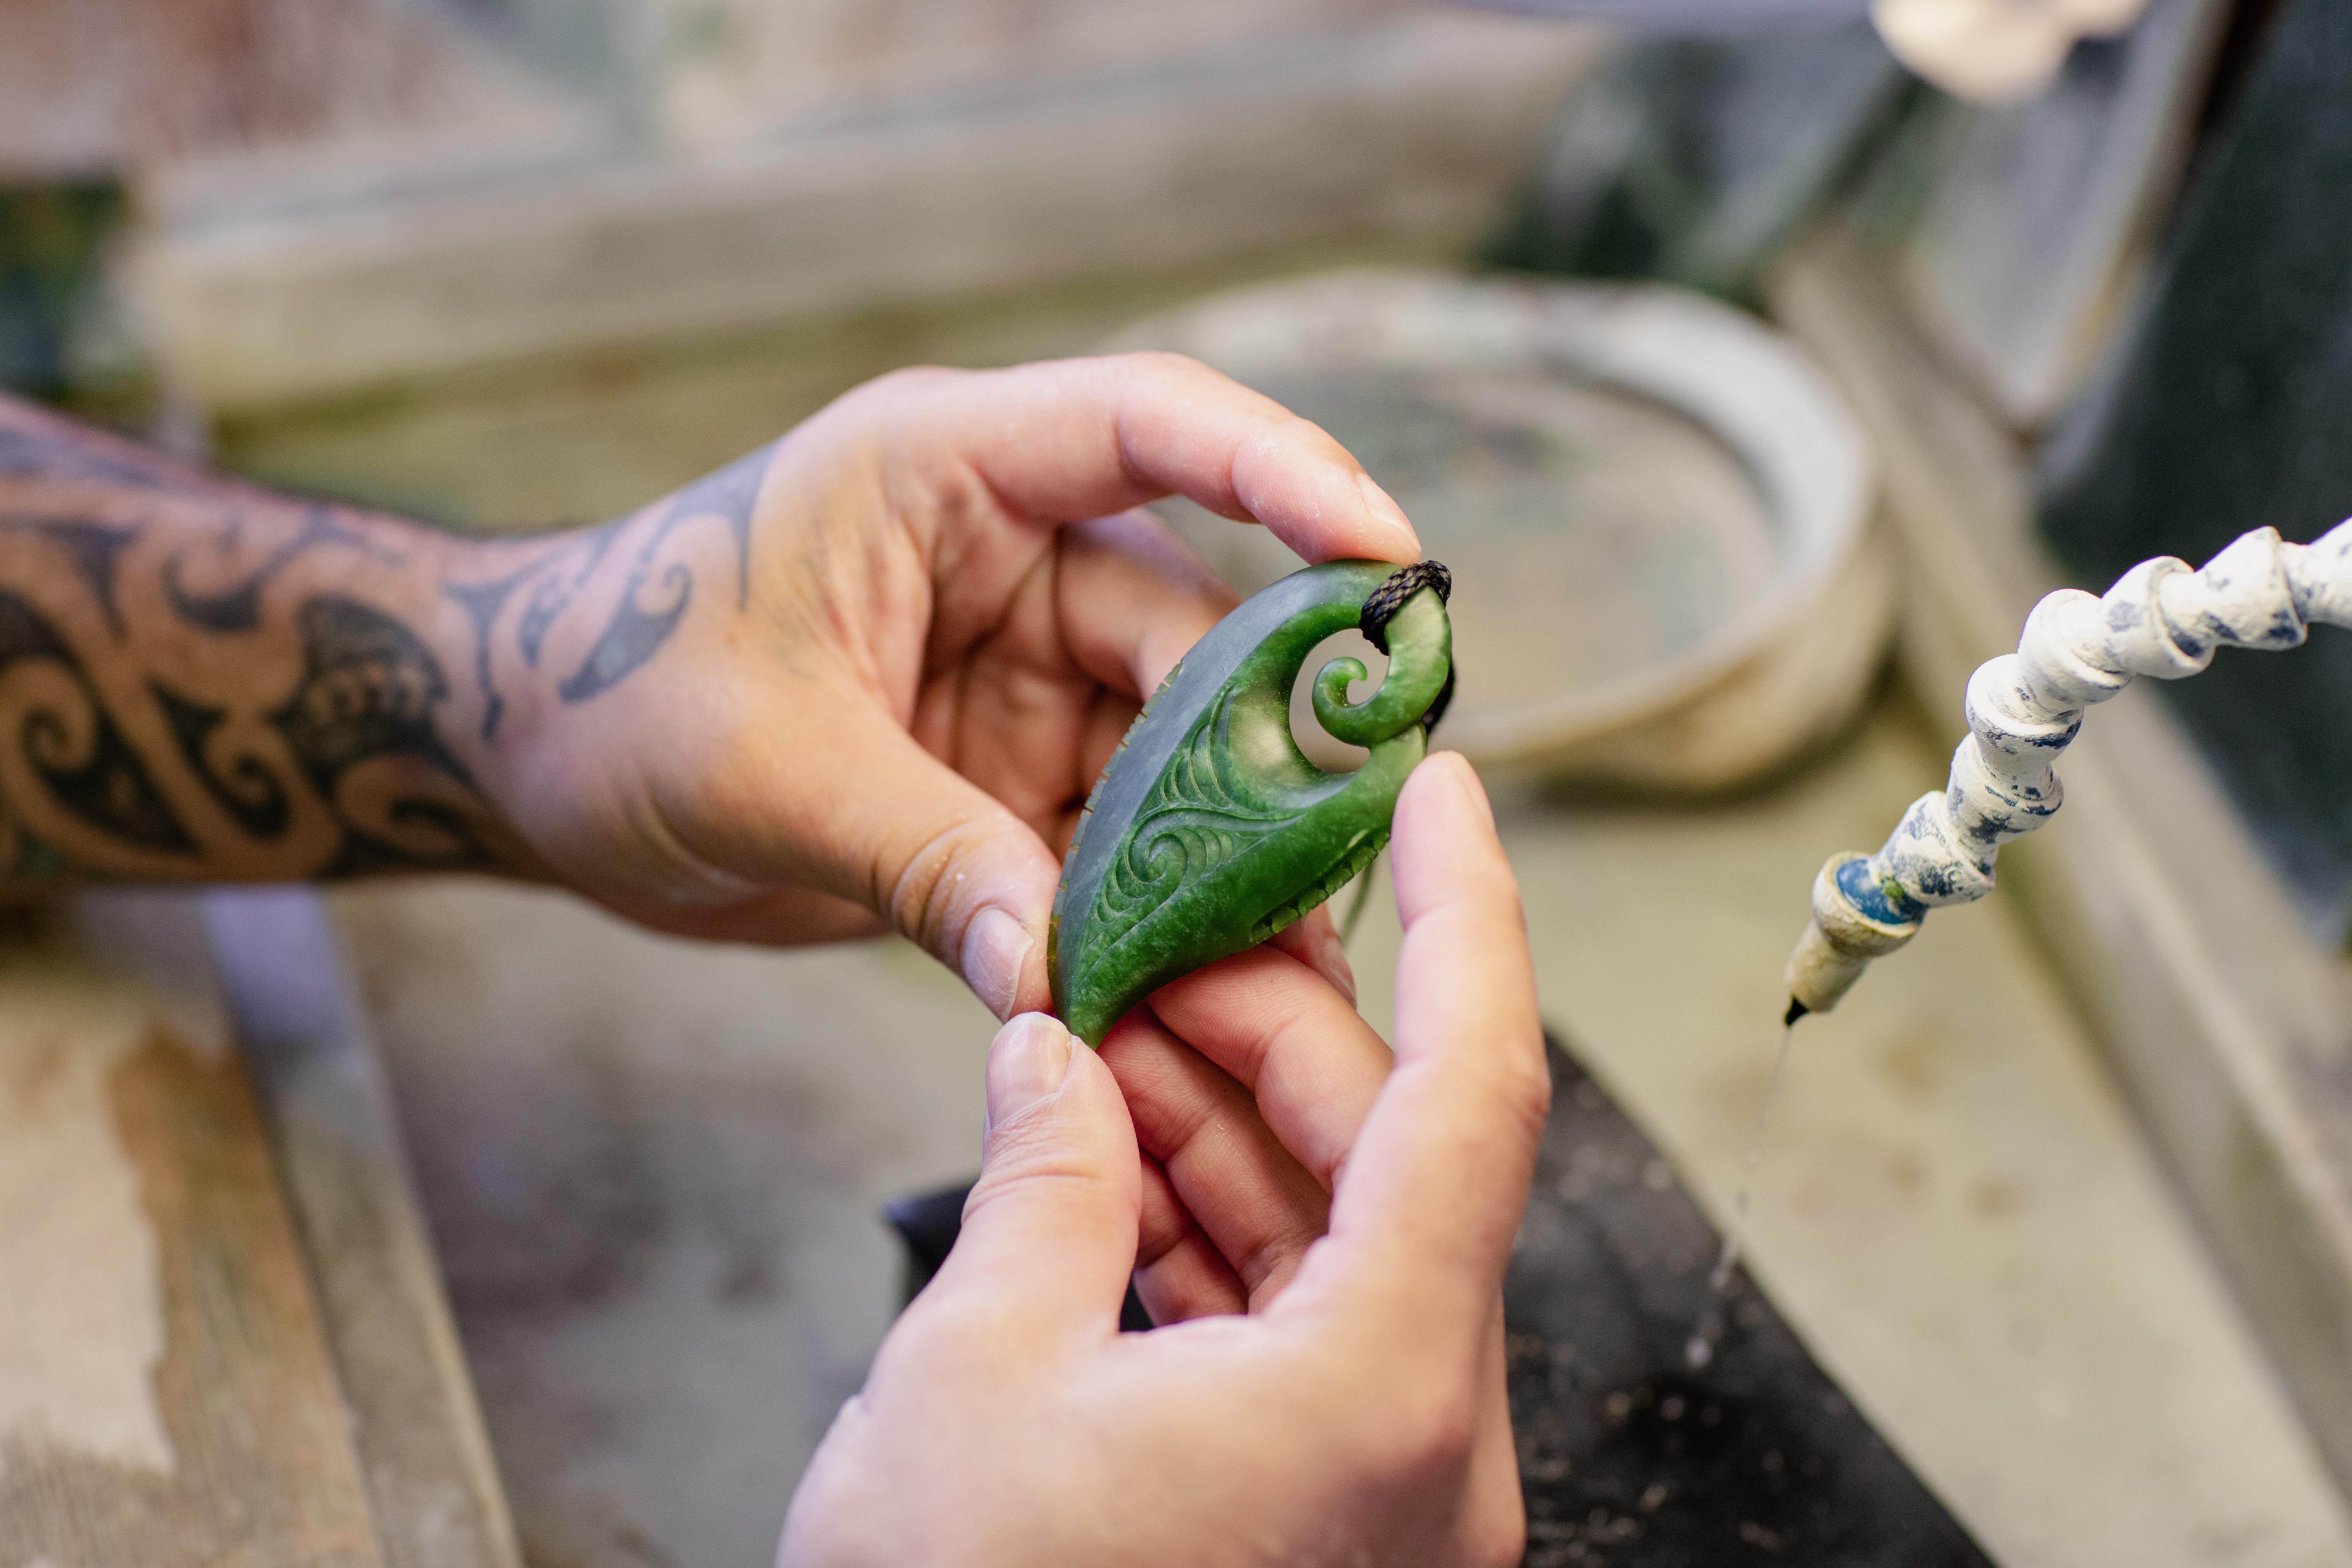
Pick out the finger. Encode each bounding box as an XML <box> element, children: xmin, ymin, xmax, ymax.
<box><xmin>1265</xmin><ymin>902</ymin><xmax>1356</xmax><ymax>1005</ymax></box>
<box><xmin>934</xmin><ymin>1013</ymin><xmax>1139</xmax><ymax>1337</ymax></box>
<box><xmin>718</xmin><ymin>698</ymin><xmax>1063</xmax><ymax>1018</ymax></box>
<box><xmin>1289</xmin><ymin>753</ymin><xmax>1549</xmax><ymax>1339</ymax></box>
<box><xmin>1054</xmin><ymin>509</ymin><xmax>1238</xmax><ymax>699</ymax></box>
<box><xmin>1144</xmin><ymin>943</ymin><xmax>1391</xmax><ymax>1191</ymax></box>
<box><xmin>1133</xmin><ymin>1156</ymin><xmax>1247</xmax><ymax>1323</ymax></box>
<box><xmin>1100</xmin><ymin>1007</ymin><xmax>1329</xmax><ymax>1308</ymax></box>
<box><xmin>866</xmin><ymin>355</ymin><xmax>1421</xmax><ymax>566</ymax></box>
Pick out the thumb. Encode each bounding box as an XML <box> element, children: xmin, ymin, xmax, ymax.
<box><xmin>934</xmin><ymin>1013</ymin><xmax>1142</xmax><ymax>1336</ymax></box>
<box><xmin>796</xmin><ymin>708</ymin><xmax>1062</xmax><ymax>1019</ymax></box>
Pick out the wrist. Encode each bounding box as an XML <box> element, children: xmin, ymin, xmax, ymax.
<box><xmin>423</xmin><ymin>525</ymin><xmax>602</xmax><ymax>875</ymax></box>
<box><xmin>426</xmin><ymin>508</ymin><xmax>757</xmax><ymax>899</ymax></box>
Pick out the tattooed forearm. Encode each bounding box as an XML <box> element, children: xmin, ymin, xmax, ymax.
<box><xmin>164</xmin><ymin>505</ymin><xmax>404</xmax><ymax>633</ymax></box>
<box><xmin>0</xmin><ymin>395</ymin><xmax>765</xmax><ymax>890</ymax></box>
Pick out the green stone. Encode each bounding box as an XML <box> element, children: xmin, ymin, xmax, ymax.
<box><xmin>1048</xmin><ymin>560</ymin><xmax>1452</xmax><ymax>1044</ymax></box>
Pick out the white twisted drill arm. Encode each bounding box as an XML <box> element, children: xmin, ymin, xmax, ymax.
<box><xmin>1784</xmin><ymin>520</ymin><xmax>2352</xmax><ymax>1020</ymax></box>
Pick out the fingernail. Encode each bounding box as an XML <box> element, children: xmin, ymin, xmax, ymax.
<box><xmin>1433</xmin><ymin>750</ymin><xmax>1495</xmax><ymax>828</ymax></box>
<box><xmin>986</xmin><ymin>1012</ymin><xmax>1073</xmax><ymax>1130</ymax></box>
<box><xmin>1355</xmin><ymin>472</ymin><xmax>1419</xmax><ymax>560</ymax></box>
<box><xmin>962</xmin><ymin>907</ymin><xmax>1034</xmax><ymax>1021</ymax></box>
<box><xmin>1315</xmin><ymin>924</ymin><xmax>1358</xmax><ymax>1004</ymax></box>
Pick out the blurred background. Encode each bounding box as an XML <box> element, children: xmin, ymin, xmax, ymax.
<box><xmin>15</xmin><ymin>2</ymin><xmax>2352</xmax><ymax>1566</ymax></box>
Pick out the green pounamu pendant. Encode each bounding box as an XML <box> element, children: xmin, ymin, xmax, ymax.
<box><xmin>1049</xmin><ymin>559</ymin><xmax>1453</xmax><ymax>1044</ymax></box>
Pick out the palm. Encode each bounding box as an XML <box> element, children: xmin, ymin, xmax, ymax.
<box><xmin>903</xmin><ymin>530</ymin><xmax>1228</xmax><ymax>861</ymax></box>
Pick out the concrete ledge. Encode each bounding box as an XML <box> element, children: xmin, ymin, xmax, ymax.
<box><xmin>129</xmin><ymin>14</ymin><xmax>1598</xmax><ymax>414</ymax></box>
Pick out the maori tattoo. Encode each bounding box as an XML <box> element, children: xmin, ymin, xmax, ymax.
<box><xmin>0</xmin><ymin>422</ymin><xmax>180</xmax><ymax>492</ymax></box>
<box><xmin>274</xmin><ymin>597</ymin><xmax>488</xmax><ymax>876</ymax></box>
<box><xmin>151</xmin><ymin>679</ymin><xmax>291</xmax><ymax>838</ymax></box>
<box><xmin>0</xmin><ymin>396</ymin><xmax>531</xmax><ymax>885</ymax></box>
<box><xmin>163</xmin><ymin>505</ymin><xmax>399</xmax><ymax>632</ymax></box>
<box><xmin>0</xmin><ymin>517</ymin><xmax>137</xmax><ymax>634</ymax></box>
<box><xmin>447</xmin><ymin>440</ymin><xmax>772</xmax><ymax>731</ymax></box>
<box><xmin>0</xmin><ymin>589</ymin><xmax>195</xmax><ymax>855</ymax></box>
<box><xmin>0</xmin><ymin>392</ymin><xmax>771</xmax><ymax>890</ymax></box>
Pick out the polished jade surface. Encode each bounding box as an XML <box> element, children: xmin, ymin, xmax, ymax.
<box><xmin>1049</xmin><ymin>560</ymin><xmax>1451</xmax><ymax>1044</ymax></box>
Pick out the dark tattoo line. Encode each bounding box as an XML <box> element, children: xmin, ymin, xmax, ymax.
<box><xmin>666</xmin><ymin>442</ymin><xmax>771</xmax><ymax>612</ymax></box>
<box><xmin>271</xmin><ymin>596</ymin><xmax>488</xmax><ymax>874</ymax></box>
<box><xmin>0</xmin><ymin>412</ymin><xmax>507</xmax><ymax>881</ymax></box>
<box><xmin>151</xmin><ymin>680</ymin><xmax>291</xmax><ymax>838</ymax></box>
<box><xmin>519</xmin><ymin>525</ymin><xmax>619</xmax><ymax>667</ymax></box>
<box><xmin>8</xmin><ymin>826</ymin><xmax>61</xmax><ymax>882</ymax></box>
<box><xmin>0</xmin><ymin>585</ymin><xmax>490</xmax><ymax>876</ymax></box>
<box><xmin>443</xmin><ymin>525</ymin><xmax>620</xmax><ymax>741</ymax></box>
<box><xmin>446</xmin><ymin>574</ymin><xmax>524</xmax><ymax>744</ymax></box>
<box><xmin>0</xmin><ymin>589</ymin><xmax>196</xmax><ymax>854</ymax></box>
<box><xmin>0</xmin><ymin>515</ymin><xmax>138</xmax><ymax>637</ymax></box>
<box><xmin>0</xmin><ymin>424</ymin><xmax>180</xmax><ymax>493</ymax></box>
<box><xmin>164</xmin><ymin>505</ymin><xmax>403</xmax><ymax>632</ymax></box>
<box><xmin>553</xmin><ymin>445</ymin><xmax>769</xmax><ymax>703</ymax></box>
<box><xmin>274</xmin><ymin>597</ymin><xmax>475</xmax><ymax>788</ymax></box>
<box><xmin>556</xmin><ymin>529</ymin><xmax>692</xmax><ymax>704</ymax></box>
<box><xmin>444</xmin><ymin>447</ymin><xmax>768</xmax><ymax>729</ymax></box>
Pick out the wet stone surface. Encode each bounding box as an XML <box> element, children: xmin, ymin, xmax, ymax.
<box><xmin>1504</xmin><ymin>1035</ymin><xmax>1992</xmax><ymax>1567</ymax></box>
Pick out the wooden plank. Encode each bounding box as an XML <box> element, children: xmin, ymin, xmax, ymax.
<box><xmin>0</xmin><ymin>888</ymin><xmax>518</xmax><ymax>1566</ymax></box>
<box><xmin>639</xmin><ymin>0</ymin><xmax>1408</xmax><ymax>147</ymax></box>
<box><xmin>1769</xmin><ymin>225</ymin><xmax>2352</xmax><ymax>1497</ymax></box>
<box><xmin>0</xmin><ymin>904</ymin><xmax>385</xmax><ymax>1568</ymax></box>
<box><xmin>202</xmin><ymin>888</ymin><xmax>523</xmax><ymax>1568</ymax></box>
<box><xmin>128</xmin><ymin>13</ymin><xmax>1599</xmax><ymax>413</ymax></box>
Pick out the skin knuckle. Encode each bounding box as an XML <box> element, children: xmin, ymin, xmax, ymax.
<box><xmin>780</xmin><ymin>1444</ymin><xmax>883</xmax><ymax>1567</ymax></box>
<box><xmin>1416</xmin><ymin>1384</ymin><xmax>1482</xmax><ymax>1476</ymax></box>
<box><xmin>895</xmin><ymin>1292</ymin><xmax>1020</xmax><ymax>1367</ymax></box>
<box><xmin>815</xmin><ymin>365</ymin><xmax>957</xmax><ymax>440</ymax></box>
<box><xmin>1114</xmin><ymin>349</ymin><xmax>1211</xmax><ymax>385</ymax></box>
<box><xmin>864</xmin><ymin>364</ymin><xmax>962</xmax><ymax>402</ymax></box>
<box><xmin>1355</xmin><ymin>1361</ymin><xmax>1478</xmax><ymax>1487</ymax></box>
<box><xmin>971</xmin><ymin>1125</ymin><xmax>1115</xmax><ymax>1207</ymax></box>
<box><xmin>1278</xmin><ymin>411</ymin><xmax>1335</xmax><ymax>444</ymax></box>
<box><xmin>1460</xmin><ymin>1507</ymin><xmax>1528</xmax><ymax>1568</ymax></box>
<box><xmin>1500</xmin><ymin>1034</ymin><xmax>1553</xmax><ymax>1133</ymax></box>
<box><xmin>1495</xmin><ymin>883</ymin><xmax>1529</xmax><ymax>937</ymax></box>
<box><xmin>882</xmin><ymin>816</ymin><xmax>990</xmax><ymax>947</ymax></box>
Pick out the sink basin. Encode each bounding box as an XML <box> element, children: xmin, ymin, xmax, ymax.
<box><xmin>1109</xmin><ymin>269</ymin><xmax>1890</xmax><ymax>793</ymax></box>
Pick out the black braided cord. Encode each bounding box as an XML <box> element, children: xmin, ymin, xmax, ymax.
<box><xmin>1358</xmin><ymin>560</ymin><xmax>1454</xmax><ymax>734</ymax></box>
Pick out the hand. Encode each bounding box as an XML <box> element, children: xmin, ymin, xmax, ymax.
<box><xmin>462</xmin><ymin>353</ymin><xmax>1421</xmax><ymax>1018</ymax></box>
<box><xmin>777</xmin><ymin>753</ymin><xmax>1550</xmax><ymax>1568</ymax></box>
